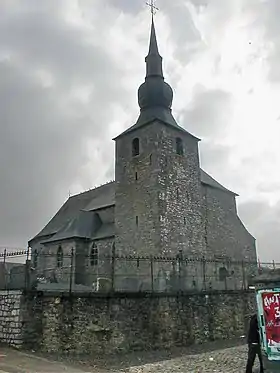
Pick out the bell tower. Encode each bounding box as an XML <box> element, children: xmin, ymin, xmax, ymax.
<box><xmin>114</xmin><ymin>11</ymin><xmax>205</xmax><ymax>258</ymax></box>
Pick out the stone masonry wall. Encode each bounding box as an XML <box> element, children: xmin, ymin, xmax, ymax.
<box><xmin>115</xmin><ymin>121</ymin><xmax>205</xmax><ymax>259</ymax></box>
<box><xmin>22</xmin><ymin>290</ymin><xmax>255</xmax><ymax>356</ymax></box>
<box><xmin>202</xmin><ymin>185</ymin><xmax>256</xmax><ymax>262</ymax></box>
<box><xmin>0</xmin><ymin>290</ymin><xmax>22</xmax><ymax>347</ymax></box>
<box><xmin>36</xmin><ymin>240</ymin><xmax>76</xmax><ymax>285</ymax></box>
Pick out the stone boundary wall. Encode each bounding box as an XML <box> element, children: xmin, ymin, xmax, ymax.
<box><xmin>21</xmin><ymin>290</ymin><xmax>256</xmax><ymax>356</ymax></box>
<box><xmin>0</xmin><ymin>290</ymin><xmax>22</xmax><ymax>347</ymax></box>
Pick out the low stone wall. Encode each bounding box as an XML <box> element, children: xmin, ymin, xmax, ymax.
<box><xmin>0</xmin><ymin>290</ymin><xmax>22</xmax><ymax>346</ymax></box>
<box><xmin>22</xmin><ymin>290</ymin><xmax>255</xmax><ymax>356</ymax></box>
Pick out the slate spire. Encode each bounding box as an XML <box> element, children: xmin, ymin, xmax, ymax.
<box><xmin>145</xmin><ymin>17</ymin><xmax>163</xmax><ymax>78</ymax></box>
<box><xmin>137</xmin><ymin>17</ymin><xmax>173</xmax><ymax>112</ymax></box>
<box><xmin>114</xmin><ymin>13</ymin><xmax>195</xmax><ymax>139</ymax></box>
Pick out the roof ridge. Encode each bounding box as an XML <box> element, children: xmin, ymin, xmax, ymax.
<box><xmin>69</xmin><ymin>180</ymin><xmax>115</xmax><ymax>199</ymax></box>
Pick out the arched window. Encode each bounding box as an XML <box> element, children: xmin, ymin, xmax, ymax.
<box><xmin>132</xmin><ymin>138</ymin><xmax>140</xmax><ymax>157</ymax></box>
<box><xmin>176</xmin><ymin>137</ymin><xmax>184</xmax><ymax>156</ymax></box>
<box><xmin>90</xmin><ymin>243</ymin><xmax>98</xmax><ymax>266</ymax></box>
<box><xmin>219</xmin><ymin>267</ymin><xmax>228</xmax><ymax>281</ymax></box>
<box><xmin>57</xmin><ymin>246</ymin><xmax>63</xmax><ymax>268</ymax></box>
<box><xmin>33</xmin><ymin>249</ymin><xmax>38</xmax><ymax>269</ymax></box>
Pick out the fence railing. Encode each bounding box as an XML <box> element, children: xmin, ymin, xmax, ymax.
<box><xmin>0</xmin><ymin>249</ymin><xmax>277</xmax><ymax>294</ymax></box>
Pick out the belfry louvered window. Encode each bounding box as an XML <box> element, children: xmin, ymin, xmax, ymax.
<box><xmin>176</xmin><ymin>137</ymin><xmax>184</xmax><ymax>155</ymax></box>
<box><xmin>90</xmin><ymin>243</ymin><xmax>98</xmax><ymax>266</ymax></box>
<box><xmin>57</xmin><ymin>246</ymin><xmax>63</xmax><ymax>268</ymax></box>
<box><xmin>132</xmin><ymin>138</ymin><xmax>140</xmax><ymax>156</ymax></box>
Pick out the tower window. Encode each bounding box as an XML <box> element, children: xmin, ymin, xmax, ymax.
<box><xmin>57</xmin><ymin>246</ymin><xmax>63</xmax><ymax>268</ymax></box>
<box><xmin>90</xmin><ymin>243</ymin><xmax>98</xmax><ymax>266</ymax></box>
<box><xmin>132</xmin><ymin>138</ymin><xmax>140</xmax><ymax>157</ymax></box>
<box><xmin>33</xmin><ymin>249</ymin><xmax>38</xmax><ymax>269</ymax></box>
<box><xmin>219</xmin><ymin>267</ymin><xmax>228</xmax><ymax>281</ymax></box>
<box><xmin>135</xmin><ymin>172</ymin><xmax>138</xmax><ymax>180</ymax></box>
<box><xmin>184</xmin><ymin>217</ymin><xmax>186</xmax><ymax>225</ymax></box>
<box><xmin>176</xmin><ymin>137</ymin><xmax>184</xmax><ymax>156</ymax></box>
<box><xmin>149</xmin><ymin>154</ymin><xmax>152</xmax><ymax>165</ymax></box>
<box><xmin>136</xmin><ymin>215</ymin><xmax>139</xmax><ymax>227</ymax></box>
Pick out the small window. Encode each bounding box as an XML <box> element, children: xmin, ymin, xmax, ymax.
<box><xmin>176</xmin><ymin>137</ymin><xmax>184</xmax><ymax>155</ymax></box>
<box><xmin>57</xmin><ymin>246</ymin><xmax>63</xmax><ymax>268</ymax></box>
<box><xmin>90</xmin><ymin>243</ymin><xmax>98</xmax><ymax>266</ymax></box>
<box><xmin>176</xmin><ymin>188</ymin><xmax>179</xmax><ymax>199</ymax></box>
<box><xmin>135</xmin><ymin>172</ymin><xmax>138</xmax><ymax>180</ymax></box>
<box><xmin>219</xmin><ymin>267</ymin><xmax>228</xmax><ymax>281</ymax></box>
<box><xmin>184</xmin><ymin>217</ymin><xmax>186</xmax><ymax>225</ymax></box>
<box><xmin>136</xmin><ymin>215</ymin><xmax>139</xmax><ymax>227</ymax></box>
<box><xmin>33</xmin><ymin>249</ymin><xmax>38</xmax><ymax>268</ymax></box>
<box><xmin>132</xmin><ymin>138</ymin><xmax>140</xmax><ymax>157</ymax></box>
<box><xmin>149</xmin><ymin>154</ymin><xmax>152</xmax><ymax>165</ymax></box>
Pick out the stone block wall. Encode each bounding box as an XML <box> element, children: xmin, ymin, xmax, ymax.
<box><xmin>0</xmin><ymin>290</ymin><xmax>22</xmax><ymax>346</ymax></box>
<box><xmin>22</xmin><ymin>290</ymin><xmax>255</xmax><ymax>356</ymax></box>
<box><xmin>202</xmin><ymin>185</ymin><xmax>256</xmax><ymax>263</ymax></box>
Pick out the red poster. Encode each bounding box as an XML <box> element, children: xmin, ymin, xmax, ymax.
<box><xmin>262</xmin><ymin>292</ymin><xmax>280</xmax><ymax>346</ymax></box>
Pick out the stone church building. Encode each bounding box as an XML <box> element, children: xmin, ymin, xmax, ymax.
<box><xmin>28</xmin><ymin>19</ymin><xmax>257</xmax><ymax>291</ymax></box>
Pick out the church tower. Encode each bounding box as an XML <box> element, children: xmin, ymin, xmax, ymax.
<box><xmin>114</xmin><ymin>17</ymin><xmax>205</xmax><ymax>257</ymax></box>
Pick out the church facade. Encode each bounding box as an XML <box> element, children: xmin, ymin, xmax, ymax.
<box><xmin>28</xmin><ymin>19</ymin><xmax>257</xmax><ymax>292</ymax></box>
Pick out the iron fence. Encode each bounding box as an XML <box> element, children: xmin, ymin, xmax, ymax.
<box><xmin>0</xmin><ymin>249</ymin><xmax>278</xmax><ymax>294</ymax></box>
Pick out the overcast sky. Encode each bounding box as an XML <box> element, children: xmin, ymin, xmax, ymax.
<box><xmin>0</xmin><ymin>0</ymin><xmax>279</xmax><ymax>262</ymax></box>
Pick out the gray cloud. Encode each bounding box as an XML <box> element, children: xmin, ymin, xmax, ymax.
<box><xmin>160</xmin><ymin>0</ymin><xmax>204</xmax><ymax>63</ymax></box>
<box><xmin>199</xmin><ymin>142</ymin><xmax>231</xmax><ymax>171</ymax></box>
<box><xmin>108</xmin><ymin>0</ymin><xmax>144</xmax><ymax>14</ymax></box>
<box><xmin>0</xmin><ymin>1</ymin><xmax>126</xmax><ymax>248</ymax></box>
<box><xmin>238</xmin><ymin>199</ymin><xmax>280</xmax><ymax>262</ymax></box>
<box><xmin>179</xmin><ymin>85</ymin><xmax>233</xmax><ymax>138</ymax></box>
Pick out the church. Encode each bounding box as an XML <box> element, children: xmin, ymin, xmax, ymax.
<box><xmin>28</xmin><ymin>16</ymin><xmax>257</xmax><ymax>291</ymax></box>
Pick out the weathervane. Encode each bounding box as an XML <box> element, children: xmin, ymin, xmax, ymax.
<box><xmin>146</xmin><ymin>0</ymin><xmax>159</xmax><ymax>16</ymax></box>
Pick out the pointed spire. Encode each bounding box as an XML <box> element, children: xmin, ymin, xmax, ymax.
<box><xmin>145</xmin><ymin>17</ymin><xmax>163</xmax><ymax>78</ymax></box>
<box><xmin>148</xmin><ymin>17</ymin><xmax>159</xmax><ymax>55</ymax></box>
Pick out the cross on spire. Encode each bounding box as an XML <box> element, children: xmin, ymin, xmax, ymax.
<box><xmin>146</xmin><ymin>0</ymin><xmax>159</xmax><ymax>16</ymax></box>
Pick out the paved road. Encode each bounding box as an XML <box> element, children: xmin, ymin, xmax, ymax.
<box><xmin>0</xmin><ymin>344</ymin><xmax>259</xmax><ymax>373</ymax></box>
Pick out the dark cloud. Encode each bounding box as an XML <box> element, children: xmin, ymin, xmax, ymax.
<box><xmin>238</xmin><ymin>200</ymin><xmax>280</xmax><ymax>262</ymax></box>
<box><xmin>160</xmin><ymin>0</ymin><xmax>204</xmax><ymax>62</ymax></box>
<box><xmin>179</xmin><ymin>85</ymin><xmax>233</xmax><ymax>138</ymax></box>
<box><xmin>199</xmin><ymin>142</ymin><xmax>231</xmax><ymax>172</ymax></box>
<box><xmin>0</xmin><ymin>1</ymin><xmax>126</xmax><ymax>248</ymax></box>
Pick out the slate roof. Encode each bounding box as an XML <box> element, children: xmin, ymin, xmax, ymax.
<box><xmin>200</xmin><ymin>170</ymin><xmax>238</xmax><ymax>197</ymax></box>
<box><xmin>30</xmin><ymin>182</ymin><xmax>115</xmax><ymax>242</ymax></box>
<box><xmin>113</xmin><ymin>108</ymin><xmax>200</xmax><ymax>140</ymax></box>
<box><xmin>29</xmin><ymin>171</ymin><xmax>235</xmax><ymax>245</ymax></box>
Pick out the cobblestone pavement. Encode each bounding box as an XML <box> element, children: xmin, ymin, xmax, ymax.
<box><xmin>0</xmin><ymin>344</ymin><xmax>259</xmax><ymax>373</ymax></box>
<box><xmin>126</xmin><ymin>344</ymin><xmax>258</xmax><ymax>373</ymax></box>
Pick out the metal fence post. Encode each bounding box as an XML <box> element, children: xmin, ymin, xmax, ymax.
<box><xmin>24</xmin><ymin>247</ymin><xmax>30</xmax><ymax>292</ymax></box>
<box><xmin>202</xmin><ymin>256</ymin><xmax>206</xmax><ymax>290</ymax></box>
<box><xmin>111</xmin><ymin>244</ymin><xmax>116</xmax><ymax>292</ymax></box>
<box><xmin>150</xmin><ymin>256</ymin><xmax>154</xmax><ymax>292</ymax></box>
<box><xmin>69</xmin><ymin>247</ymin><xmax>74</xmax><ymax>296</ymax></box>
<box><xmin>241</xmin><ymin>260</ymin><xmax>246</xmax><ymax>290</ymax></box>
<box><xmin>3</xmin><ymin>249</ymin><xmax>7</xmax><ymax>290</ymax></box>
